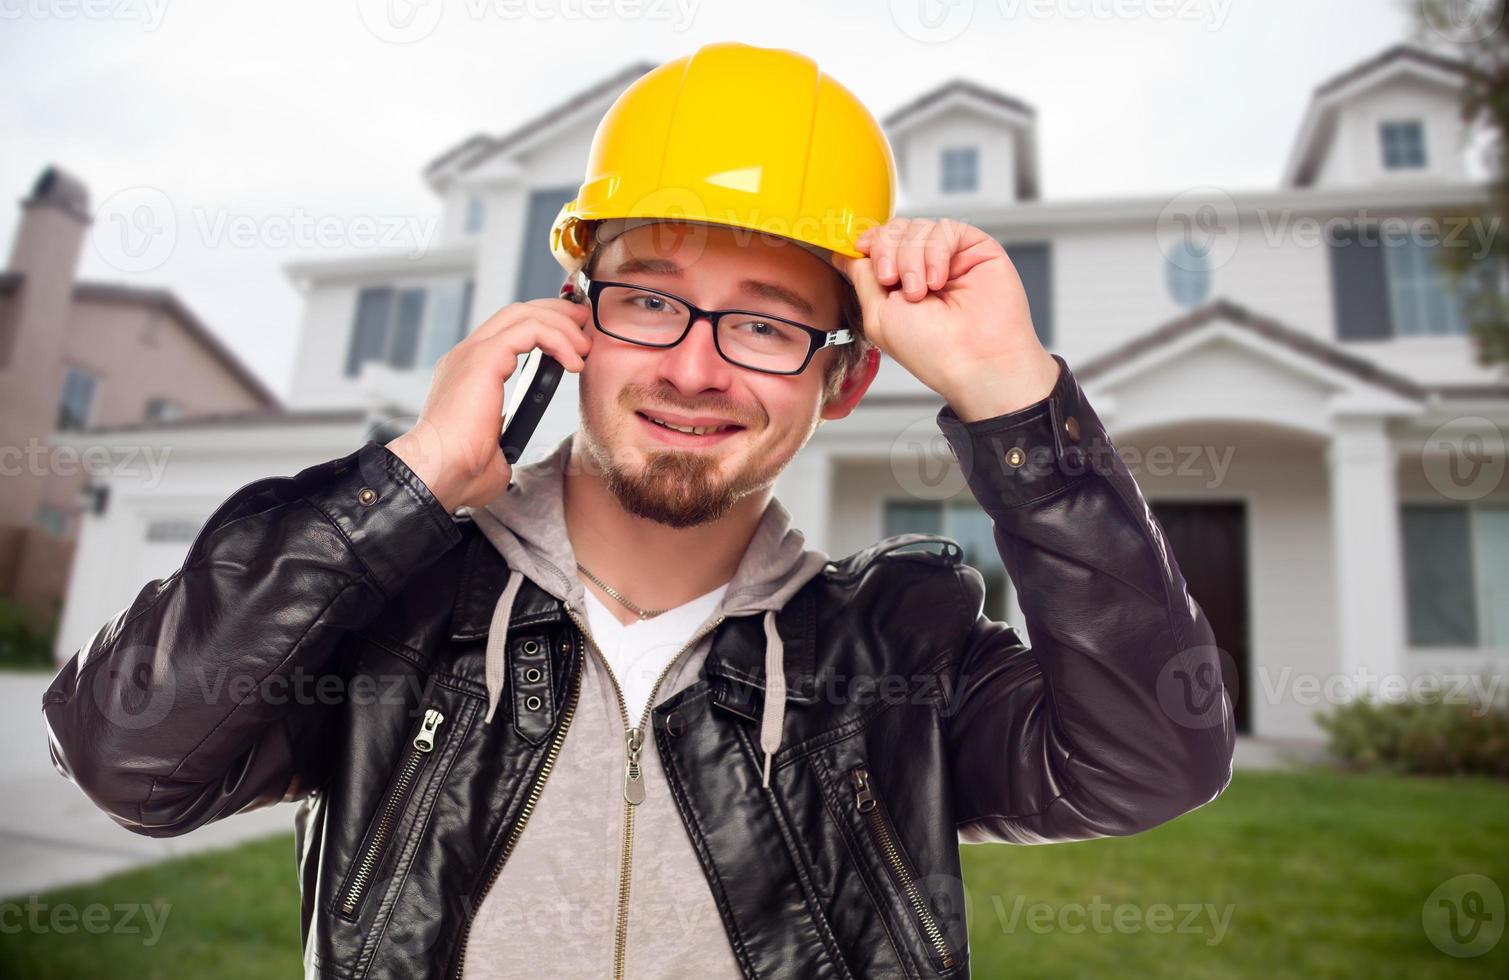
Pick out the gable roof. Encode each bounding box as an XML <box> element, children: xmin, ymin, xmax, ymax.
<box><xmin>1313</xmin><ymin>43</ymin><xmax>1468</xmax><ymax>99</ymax></box>
<box><xmin>1074</xmin><ymin>297</ymin><xmax>1508</xmax><ymax>402</ymax></box>
<box><xmin>72</xmin><ymin>281</ymin><xmax>280</xmax><ymax>408</ymax></box>
<box><xmin>883</xmin><ymin>78</ymin><xmax>1035</xmax><ymax>130</ymax></box>
<box><xmin>1283</xmin><ymin>43</ymin><xmax>1470</xmax><ymax>188</ymax></box>
<box><xmin>882</xmin><ymin>77</ymin><xmax>1039</xmax><ymax>201</ymax></box>
<box><xmin>423</xmin><ymin>61</ymin><xmax>656</xmax><ymax>189</ymax></box>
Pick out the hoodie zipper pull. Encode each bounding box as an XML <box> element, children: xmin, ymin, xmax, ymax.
<box><xmin>623</xmin><ymin>726</ymin><xmax>645</xmax><ymax>805</ymax></box>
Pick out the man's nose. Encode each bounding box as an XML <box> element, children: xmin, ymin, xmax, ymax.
<box><xmin>656</xmin><ymin>316</ymin><xmax>734</xmax><ymax>394</ymax></box>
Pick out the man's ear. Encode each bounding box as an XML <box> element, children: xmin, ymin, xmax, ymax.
<box><xmin>820</xmin><ymin>346</ymin><xmax>881</xmax><ymax>421</ymax></box>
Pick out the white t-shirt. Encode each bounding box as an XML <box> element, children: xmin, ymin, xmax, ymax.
<box><xmin>580</xmin><ymin>580</ymin><xmax>730</xmax><ymax>723</ymax></box>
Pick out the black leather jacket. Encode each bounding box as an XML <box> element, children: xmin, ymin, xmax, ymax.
<box><xmin>41</xmin><ymin>354</ymin><xmax>1235</xmax><ymax>978</ymax></box>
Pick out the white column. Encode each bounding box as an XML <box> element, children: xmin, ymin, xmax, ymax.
<box><xmin>1326</xmin><ymin>417</ymin><xmax>1408</xmax><ymax>691</ymax></box>
<box><xmin>774</xmin><ymin>449</ymin><xmax>833</xmax><ymax>553</ymax></box>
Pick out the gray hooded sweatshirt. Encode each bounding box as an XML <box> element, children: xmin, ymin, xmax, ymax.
<box><xmin>458</xmin><ymin>432</ymin><xmax>832</xmax><ymax>979</ymax></box>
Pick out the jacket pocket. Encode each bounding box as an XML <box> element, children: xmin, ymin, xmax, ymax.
<box><xmin>849</xmin><ymin>763</ymin><xmax>960</xmax><ymax>972</ymax></box>
<box><xmin>335</xmin><ymin>704</ymin><xmax>449</xmax><ymax>921</ymax></box>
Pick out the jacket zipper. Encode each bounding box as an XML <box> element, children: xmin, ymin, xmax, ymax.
<box><xmin>850</xmin><ymin>764</ymin><xmax>958</xmax><ymax>971</ymax></box>
<box><xmin>564</xmin><ymin>602</ymin><xmax>727</xmax><ymax>980</ymax></box>
<box><xmin>338</xmin><ymin>706</ymin><xmax>447</xmax><ymax>920</ymax></box>
<box><xmin>451</xmin><ymin>633</ymin><xmax>583</xmax><ymax>980</ymax></box>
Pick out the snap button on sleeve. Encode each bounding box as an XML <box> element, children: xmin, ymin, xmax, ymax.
<box><xmin>357</xmin><ymin>487</ymin><xmax>378</xmax><ymax>505</ymax></box>
<box><xmin>1004</xmin><ymin>446</ymin><xmax>1027</xmax><ymax>468</ymax></box>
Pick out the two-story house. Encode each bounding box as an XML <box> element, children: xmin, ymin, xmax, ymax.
<box><xmin>0</xmin><ymin>166</ymin><xmax>279</xmax><ymax>629</ymax></box>
<box><xmin>54</xmin><ymin>44</ymin><xmax>1509</xmax><ymax>745</ymax></box>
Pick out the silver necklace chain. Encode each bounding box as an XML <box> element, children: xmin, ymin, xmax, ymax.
<box><xmin>575</xmin><ymin>562</ymin><xmax>669</xmax><ymax>620</ymax></box>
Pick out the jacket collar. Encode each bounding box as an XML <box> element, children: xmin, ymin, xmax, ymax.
<box><xmin>447</xmin><ymin>525</ymin><xmax>823</xmax><ymax>704</ymax></box>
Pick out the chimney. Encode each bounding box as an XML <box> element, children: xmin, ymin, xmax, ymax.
<box><xmin>0</xmin><ymin>166</ymin><xmax>92</xmax><ymax>529</ymax></box>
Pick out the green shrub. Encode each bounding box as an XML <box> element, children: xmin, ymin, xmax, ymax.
<box><xmin>1316</xmin><ymin>684</ymin><xmax>1509</xmax><ymax>778</ymax></box>
<box><xmin>0</xmin><ymin>597</ymin><xmax>58</xmax><ymax>671</ymax></box>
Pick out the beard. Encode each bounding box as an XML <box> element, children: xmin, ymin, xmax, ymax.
<box><xmin>600</xmin><ymin>448</ymin><xmax>741</xmax><ymax>528</ymax></box>
<box><xmin>578</xmin><ymin>377</ymin><xmax>787</xmax><ymax>528</ymax></box>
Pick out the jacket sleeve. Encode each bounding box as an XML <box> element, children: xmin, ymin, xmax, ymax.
<box><xmin>934</xmin><ymin>353</ymin><xmax>1235</xmax><ymax>845</ymax></box>
<box><xmin>40</xmin><ymin>440</ymin><xmax>464</xmax><ymax>839</ymax></box>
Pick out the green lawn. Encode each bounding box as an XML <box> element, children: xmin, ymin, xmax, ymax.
<box><xmin>2</xmin><ymin>770</ymin><xmax>1505</xmax><ymax>979</ymax></box>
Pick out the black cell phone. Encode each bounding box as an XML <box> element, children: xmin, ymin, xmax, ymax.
<box><xmin>497</xmin><ymin>281</ymin><xmax>582</xmax><ymax>464</ymax></box>
<box><xmin>498</xmin><ymin>349</ymin><xmax>564</xmax><ymax>465</ymax></box>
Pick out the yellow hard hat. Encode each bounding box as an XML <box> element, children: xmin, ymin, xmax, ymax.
<box><xmin>550</xmin><ymin>42</ymin><xmax>896</xmax><ymax>276</ymax></box>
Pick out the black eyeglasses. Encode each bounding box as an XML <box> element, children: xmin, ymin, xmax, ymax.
<box><xmin>577</xmin><ymin>273</ymin><xmax>852</xmax><ymax>376</ymax></box>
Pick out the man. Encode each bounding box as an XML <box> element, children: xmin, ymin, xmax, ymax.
<box><xmin>41</xmin><ymin>43</ymin><xmax>1234</xmax><ymax>979</ymax></box>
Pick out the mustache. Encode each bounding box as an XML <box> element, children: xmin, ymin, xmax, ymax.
<box><xmin>619</xmin><ymin>385</ymin><xmax>764</xmax><ymax>428</ymax></box>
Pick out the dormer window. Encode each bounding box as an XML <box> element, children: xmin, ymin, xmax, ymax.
<box><xmin>1380</xmin><ymin>120</ymin><xmax>1426</xmax><ymax>170</ymax></box>
<box><xmin>464</xmin><ymin>195</ymin><xmax>486</xmax><ymax>235</ymax></box>
<box><xmin>940</xmin><ymin>146</ymin><xmax>979</xmax><ymax>194</ymax></box>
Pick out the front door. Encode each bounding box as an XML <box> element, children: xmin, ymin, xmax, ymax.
<box><xmin>1149</xmin><ymin>501</ymin><xmax>1252</xmax><ymax>733</ymax></box>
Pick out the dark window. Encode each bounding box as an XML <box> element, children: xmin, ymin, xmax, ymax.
<box><xmin>344</xmin><ymin>286</ymin><xmax>429</xmax><ymax>376</ymax></box>
<box><xmin>1330</xmin><ymin>222</ymin><xmax>1503</xmax><ymax>340</ymax></box>
<box><xmin>389</xmin><ymin>288</ymin><xmax>426</xmax><ymax>370</ymax></box>
<box><xmin>345</xmin><ymin>287</ymin><xmax>394</xmax><ymax>377</ymax></box>
<box><xmin>1003</xmin><ymin>241</ymin><xmax>1053</xmax><ymax>347</ymax></box>
<box><xmin>465</xmin><ymin>195</ymin><xmax>486</xmax><ymax>235</ymax></box>
<box><xmin>941</xmin><ymin>147</ymin><xmax>978</xmax><ymax>194</ymax></box>
<box><xmin>57</xmin><ymin>368</ymin><xmax>97</xmax><ymax>431</ymax></box>
<box><xmin>1381</xmin><ymin>120</ymin><xmax>1426</xmax><ymax>170</ymax></box>
<box><xmin>1402</xmin><ymin>504</ymin><xmax>1479</xmax><ymax>646</ymax></box>
<box><xmin>516</xmin><ymin>187</ymin><xmax>579</xmax><ymax>302</ymax></box>
<box><xmin>144</xmin><ymin>397</ymin><xmax>183</xmax><ymax>422</ymax></box>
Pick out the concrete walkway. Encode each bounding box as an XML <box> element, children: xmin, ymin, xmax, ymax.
<box><xmin>1</xmin><ymin>670</ymin><xmax>298</xmax><ymax>900</ymax></box>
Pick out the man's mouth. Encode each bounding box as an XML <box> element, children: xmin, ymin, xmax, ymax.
<box><xmin>634</xmin><ymin>410</ymin><xmax>746</xmax><ymax>442</ymax></box>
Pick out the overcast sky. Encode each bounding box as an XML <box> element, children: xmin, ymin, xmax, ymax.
<box><xmin>1</xmin><ymin>0</ymin><xmax>1428</xmax><ymax>400</ymax></box>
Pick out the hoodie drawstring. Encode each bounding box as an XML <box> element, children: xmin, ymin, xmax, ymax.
<box><xmin>483</xmin><ymin>564</ymin><xmax>791</xmax><ymax>787</ymax></box>
<box><xmin>484</xmin><ymin>568</ymin><xmax>526</xmax><ymax>724</ymax></box>
<box><xmin>759</xmin><ymin>609</ymin><xmax>786</xmax><ymax>789</ymax></box>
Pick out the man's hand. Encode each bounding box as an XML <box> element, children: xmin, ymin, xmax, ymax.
<box><xmin>831</xmin><ymin>218</ymin><xmax>1061</xmax><ymax>422</ymax></box>
<box><xmin>388</xmin><ymin>297</ymin><xmax>592</xmax><ymax>512</ymax></box>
